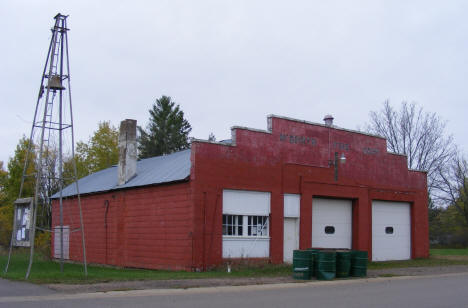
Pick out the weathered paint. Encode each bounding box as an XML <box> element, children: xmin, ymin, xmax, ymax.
<box><xmin>189</xmin><ymin>116</ymin><xmax>428</xmax><ymax>269</ymax></box>
<box><xmin>52</xmin><ymin>183</ymin><xmax>193</xmax><ymax>270</ymax></box>
<box><xmin>117</xmin><ymin>119</ymin><xmax>137</xmax><ymax>186</ymax></box>
<box><xmin>52</xmin><ymin>115</ymin><xmax>429</xmax><ymax>271</ymax></box>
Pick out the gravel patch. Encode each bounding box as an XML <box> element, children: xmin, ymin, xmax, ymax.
<box><xmin>47</xmin><ymin>276</ymin><xmax>298</xmax><ymax>294</ymax></box>
<box><xmin>367</xmin><ymin>265</ymin><xmax>468</xmax><ymax>278</ymax></box>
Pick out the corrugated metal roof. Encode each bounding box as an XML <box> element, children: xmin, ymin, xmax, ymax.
<box><xmin>53</xmin><ymin>149</ymin><xmax>191</xmax><ymax>198</ymax></box>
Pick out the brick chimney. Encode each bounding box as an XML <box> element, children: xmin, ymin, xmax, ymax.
<box><xmin>118</xmin><ymin>119</ymin><xmax>137</xmax><ymax>185</ymax></box>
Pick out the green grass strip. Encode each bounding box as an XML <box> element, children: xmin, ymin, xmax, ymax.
<box><xmin>368</xmin><ymin>257</ymin><xmax>468</xmax><ymax>270</ymax></box>
<box><xmin>0</xmin><ymin>252</ymin><xmax>291</xmax><ymax>284</ymax></box>
<box><xmin>430</xmin><ymin>249</ymin><xmax>468</xmax><ymax>256</ymax></box>
<box><xmin>2</xmin><ymin>249</ymin><xmax>468</xmax><ymax>284</ymax></box>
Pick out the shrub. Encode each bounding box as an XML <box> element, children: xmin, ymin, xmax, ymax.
<box><xmin>35</xmin><ymin>231</ymin><xmax>51</xmax><ymax>259</ymax></box>
<box><xmin>0</xmin><ymin>204</ymin><xmax>13</xmax><ymax>247</ymax></box>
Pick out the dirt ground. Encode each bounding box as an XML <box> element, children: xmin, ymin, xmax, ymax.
<box><xmin>46</xmin><ymin>264</ymin><xmax>468</xmax><ymax>294</ymax></box>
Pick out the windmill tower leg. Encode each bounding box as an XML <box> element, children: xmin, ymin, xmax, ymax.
<box><xmin>3</xmin><ymin>13</ymin><xmax>87</xmax><ymax>279</ymax></box>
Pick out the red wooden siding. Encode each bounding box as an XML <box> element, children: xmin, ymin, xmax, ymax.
<box><xmin>189</xmin><ymin>116</ymin><xmax>428</xmax><ymax>268</ymax></box>
<box><xmin>52</xmin><ymin>115</ymin><xmax>429</xmax><ymax>271</ymax></box>
<box><xmin>52</xmin><ymin>182</ymin><xmax>193</xmax><ymax>270</ymax></box>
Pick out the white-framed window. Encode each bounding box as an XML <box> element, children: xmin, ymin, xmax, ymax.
<box><xmin>222</xmin><ymin>215</ymin><xmax>243</xmax><ymax>236</ymax></box>
<box><xmin>222</xmin><ymin>214</ymin><xmax>269</xmax><ymax>237</ymax></box>
<box><xmin>222</xmin><ymin>190</ymin><xmax>271</xmax><ymax>258</ymax></box>
<box><xmin>248</xmin><ymin>215</ymin><xmax>269</xmax><ymax>236</ymax></box>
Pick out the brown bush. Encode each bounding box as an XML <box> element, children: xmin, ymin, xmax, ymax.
<box><xmin>0</xmin><ymin>204</ymin><xmax>13</xmax><ymax>247</ymax></box>
<box><xmin>35</xmin><ymin>231</ymin><xmax>51</xmax><ymax>259</ymax></box>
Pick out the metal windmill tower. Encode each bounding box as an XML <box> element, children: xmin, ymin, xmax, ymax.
<box><xmin>4</xmin><ymin>13</ymin><xmax>87</xmax><ymax>279</ymax></box>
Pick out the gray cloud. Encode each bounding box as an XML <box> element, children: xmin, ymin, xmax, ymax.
<box><xmin>1</xmin><ymin>0</ymin><xmax>467</xmax><ymax>165</ymax></box>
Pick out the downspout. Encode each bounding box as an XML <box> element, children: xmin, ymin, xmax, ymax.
<box><xmin>104</xmin><ymin>200</ymin><xmax>110</xmax><ymax>264</ymax></box>
<box><xmin>208</xmin><ymin>194</ymin><xmax>220</xmax><ymax>268</ymax></box>
<box><xmin>202</xmin><ymin>192</ymin><xmax>207</xmax><ymax>271</ymax></box>
<box><xmin>300</xmin><ymin>175</ymin><xmax>303</xmax><ymax>194</ymax></box>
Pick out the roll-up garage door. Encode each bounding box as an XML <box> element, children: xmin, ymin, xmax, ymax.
<box><xmin>312</xmin><ymin>198</ymin><xmax>352</xmax><ymax>249</ymax></box>
<box><xmin>372</xmin><ymin>201</ymin><xmax>411</xmax><ymax>261</ymax></box>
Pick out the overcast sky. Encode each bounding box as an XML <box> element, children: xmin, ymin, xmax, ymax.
<box><xmin>1</xmin><ymin>1</ymin><xmax>467</xmax><ymax>166</ymax></box>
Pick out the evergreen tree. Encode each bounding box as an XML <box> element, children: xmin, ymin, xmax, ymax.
<box><xmin>138</xmin><ymin>96</ymin><xmax>192</xmax><ymax>158</ymax></box>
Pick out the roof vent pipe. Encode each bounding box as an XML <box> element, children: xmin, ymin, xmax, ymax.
<box><xmin>118</xmin><ymin>119</ymin><xmax>137</xmax><ymax>186</ymax></box>
<box><xmin>323</xmin><ymin>114</ymin><xmax>334</xmax><ymax>126</ymax></box>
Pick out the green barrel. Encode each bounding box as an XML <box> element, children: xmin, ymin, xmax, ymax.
<box><xmin>316</xmin><ymin>250</ymin><xmax>336</xmax><ymax>280</ymax></box>
<box><xmin>335</xmin><ymin>250</ymin><xmax>352</xmax><ymax>278</ymax></box>
<box><xmin>350</xmin><ymin>250</ymin><xmax>368</xmax><ymax>277</ymax></box>
<box><xmin>306</xmin><ymin>249</ymin><xmax>319</xmax><ymax>277</ymax></box>
<box><xmin>292</xmin><ymin>250</ymin><xmax>311</xmax><ymax>280</ymax></box>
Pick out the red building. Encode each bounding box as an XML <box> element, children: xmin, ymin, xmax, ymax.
<box><xmin>52</xmin><ymin>115</ymin><xmax>429</xmax><ymax>271</ymax></box>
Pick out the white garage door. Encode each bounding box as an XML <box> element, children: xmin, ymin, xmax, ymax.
<box><xmin>372</xmin><ymin>201</ymin><xmax>411</xmax><ymax>261</ymax></box>
<box><xmin>312</xmin><ymin>198</ymin><xmax>352</xmax><ymax>249</ymax></box>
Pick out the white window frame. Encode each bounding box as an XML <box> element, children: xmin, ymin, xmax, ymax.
<box><xmin>247</xmin><ymin>215</ymin><xmax>269</xmax><ymax>237</ymax></box>
<box><xmin>222</xmin><ymin>214</ymin><xmax>243</xmax><ymax>236</ymax></box>
<box><xmin>222</xmin><ymin>190</ymin><xmax>271</xmax><ymax>258</ymax></box>
<box><xmin>222</xmin><ymin>214</ymin><xmax>269</xmax><ymax>238</ymax></box>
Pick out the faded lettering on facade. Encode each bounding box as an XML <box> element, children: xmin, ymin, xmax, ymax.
<box><xmin>280</xmin><ymin>133</ymin><xmax>317</xmax><ymax>146</ymax></box>
<box><xmin>363</xmin><ymin>147</ymin><xmax>379</xmax><ymax>155</ymax></box>
<box><xmin>333</xmin><ymin>142</ymin><xmax>350</xmax><ymax>151</ymax></box>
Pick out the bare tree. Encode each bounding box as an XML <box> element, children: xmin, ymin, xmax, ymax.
<box><xmin>208</xmin><ymin>133</ymin><xmax>216</xmax><ymax>142</ymax></box>
<box><xmin>433</xmin><ymin>155</ymin><xmax>468</xmax><ymax>226</ymax></box>
<box><xmin>367</xmin><ymin>101</ymin><xmax>457</xmax><ymax>198</ymax></box>
<box><xmin>38</xmin><ymin>145</ymin><xmax>59</xmax><ymax>228</ymax></box>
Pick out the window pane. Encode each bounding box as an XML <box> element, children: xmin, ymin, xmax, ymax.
<box><xmin>222</xmin><ymin>215</ymin><xmax>244</xmax><ymax>236</ymax></box>
<box><xmin>246</xmin><ymin>215</ymin><xmax>269</xmax><ymax>237</ymax></box>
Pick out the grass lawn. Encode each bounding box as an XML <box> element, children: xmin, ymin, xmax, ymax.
<box><xmin>369</xmin><ymin>248</ymin><xmax>468</xmax><ymax>270</ymax></box>
<box><xmin>0</xmin><ymin>252</ymin><xmax>291</xmax><ymax>284</ymax></box>
<box><xmin>368</xmin><ymin>257</ymin><xmax>468</xmax><ymax>270</ymax></box>
<box><xmin>2</xmin><ymin>248</ymin><xmax>468</xmax><ymax>284</ymax></box>
<box><xmin>430</xmin><ymin>248</ymin><xmax>468</xmax><ymax>256</ymax></box>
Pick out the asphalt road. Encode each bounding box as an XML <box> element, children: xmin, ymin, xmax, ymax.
<box><xmin>1</xmin><ymin>273</ymin><xmax>467</xmax><ymax>308</ymax></box>
<box><xmin>0</xmin><ymin>278</ymin><xmax>55</xmax><ymax>297</ymax></box>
